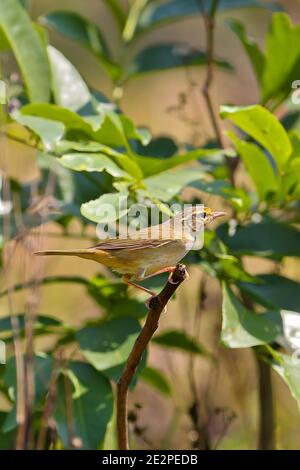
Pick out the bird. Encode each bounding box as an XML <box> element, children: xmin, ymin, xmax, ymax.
<box><xmin>35</xmin><ymin>206</ymin><xmax>225</xmax><ymax>297</ymax></box>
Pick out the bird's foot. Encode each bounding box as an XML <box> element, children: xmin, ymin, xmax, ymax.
<box><xmin>168</xmin><ymin>264</ymin><xmax>189</xmax><ymax>284</ymax></box>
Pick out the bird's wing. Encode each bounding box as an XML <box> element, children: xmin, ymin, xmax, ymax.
<box><xmin>89</xmin><ymin>238</ymin><xmax>174</xmax><ymax>251</ymax></box>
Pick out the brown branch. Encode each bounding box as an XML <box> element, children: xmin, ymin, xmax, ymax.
<box><xmin>199</xmin><ymin>1</ymin><xmax>238</xmax><ymax>183</ymax></box>
<box><xmin>117</xmin><ymin>264</ymin><xmax>188</xmax><ymax>450</ymax></box>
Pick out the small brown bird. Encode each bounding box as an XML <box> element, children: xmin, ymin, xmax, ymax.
<box><xmin>35</xmin><ymin>206</ymin><xmax>225</xmax><ymax>296</ymax></box>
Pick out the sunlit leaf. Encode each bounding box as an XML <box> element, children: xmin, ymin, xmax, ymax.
<box><xmin>262</xmin><ymin>13</ymin><xmax>300</xmax><ymax>107</ymax></box>
<box><xmin>228</xmin><ymin>131</ymin><xmax>278</xmax><ymax>200</ymax></box>
<box><xmin>220</xmin><ymin>104</ymin><xmax>292</xmax><ymax>167</ymax></box>
<box><xmin>47</xmin><ymin>45</ymin><xmax>91</xmax><ymax>111</ymax></box>
<box><xmin>12</xmin><ymin>112</ymin><xmax>65</xmax><ymax>150</ymax></box>
<box><xmin>221</xmin><ymin>283</ymin><xmax>282</xmax><ymax>348</ymax></box>
<box><xmin>0</xmin><ymin>0</ymin><xmax>50</xmax><ymax>102</ymax></box>
<box><xmin>59</xmin><ymin>153</ymin><xmax>129</xmax><ymax>178</ymax></box>
<box><xmin>273</xmin><ymin>353</ymin><xmax>300</xmax><ymax>410</ymax></box>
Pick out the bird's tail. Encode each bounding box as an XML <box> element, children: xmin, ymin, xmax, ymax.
<box><xmin>34</xmin><ymin>249</ymin><xmax>94</xmax><ymax>257</ymax></box>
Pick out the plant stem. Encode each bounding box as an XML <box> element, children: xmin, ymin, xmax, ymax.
<box><xmin>116</xmin><ymin>264</ymin><xmax>188</xmax><ymax>450</ymax></box>
<box><xmin>256</xmin><ymin>354</ymin><xmax>275</xmax><ymax>450</ymax></box>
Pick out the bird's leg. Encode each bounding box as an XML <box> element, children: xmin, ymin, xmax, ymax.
<box><xmin>123</xmin><ymin>274</ymin><xmax>156</xmax><ymax>296</ymax></box>
<box><xmin>140</xmin><ymin>266</ymin><xmax>177</xmax><ymax>281</ymax></box>
<box><xmin>140</xmin><ymin>265</ymin><xmax>188</xmax><ymax>285</ymax></box>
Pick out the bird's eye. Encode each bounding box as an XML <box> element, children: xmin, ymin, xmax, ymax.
<box><xmin>203</xmin><ymin>211</ymin><xmax>207</xmax><ymax>219</ymax></box>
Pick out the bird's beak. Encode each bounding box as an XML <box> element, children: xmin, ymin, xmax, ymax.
<box><xmin>212</xmin><ymin>211</ymin><xmax>226</xmax><ymax>219</ymax></box>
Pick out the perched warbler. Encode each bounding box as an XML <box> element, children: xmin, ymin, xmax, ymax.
<box><xmin>35</xmin><ymin>206</ymin><xmax>225</xmax><ymax>296</ymax></box>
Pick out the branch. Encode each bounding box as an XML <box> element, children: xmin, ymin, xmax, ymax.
<box><xmin>117</xmin><ymin>264</ymin><xmax>188</xmax><ymax>450</ymax></box>
<box><xmin>199</xmin><ymin>1</ymin><xmax>238</xmax><ymax>183</ymax></box>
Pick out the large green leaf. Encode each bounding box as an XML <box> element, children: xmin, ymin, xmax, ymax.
<box><xmin>228</xmin><ymin>132</ymin><xmax>278</xmax><ymax>200</ymax></box>
<box><xmin>226</xmin><ymin>19</ymin><xmax>265</xmax><ymax>84</ymax></box>
<box><xmin>76</xmin><ymin>316</ymin><xmax>141</xmax><ymax>378</ymax></box>
<box><xmin>273</xmin><ymin>353</ymin><xmax>300</xmax><ymax>410</ymax></box>
<box><xmin>136</xmin><ymin>149</ymin><xmax>218</xmax><ymax>178</ymax></box>
<box><xmin>59</xmin><ymin>153</ymin><xmax>129</xmax><ymax>178</ymax></box>
<box><xmin>220</xmin><ymin>105</ymin><xmax>292</xmax><ymax>168</ymax></box>
<box><xmin>80</xmin><ymin>190</ymin><xmax>129</xmax><ymax>224</ymax></box>
<box><xmin>221</xmin><ymin>283</ymin><xmax>282</xmax><ymax>348</ymax></box>
<box><xmin>55</xmin><ymin>362</ymin><xmax>113</xmax><ymax>449</ymax></box>
<box><xmin>217</xmin><ymin>219</ymin><xmax>300</xmax><ymax>258</ymax></box>
<box><xmin>0</xmin><ymin>0</ymin><xmax>50</xmax><ymax>102</ymax></box>
<box><xmin>129</xmin><ymin>43</ymin><xmax>231</xmax><ymax>77</ymax></box>
<box><xmin>40</xmin><ymin>10</ymin><xmax>120</xmax><ymax>81</ymax></box>
<box><xmin>47</xmin><ymin>46</ymin><xmax>91</xmax><ymax>111</ymax></box>
<box><xmin>153</xmin><ymin>330</ymin><xmax>206</xmax><ymax>355</ymax></box>
<box><xmin>12</xmin><ymin>112</ymin><xmax>65</xmax><ymax>150</ymax></box>
<box><xmin>136</xmin><ymin>0</ymin><xmax>281</xmax><ymax>34</ymax></box>
<box><xmin>140</xmin><ymin>366</ymin><xmax>171</xmax><ymax>396</ymax></box>
<box><xmin>144</xmin><ymin>167</ymin><xmax>203</xmax><ymax>201</ymax></box>
<box><xmin>262</xmin><ymin>13</ymin><xmax>300</xmax><ymax>107</ymax></box>
<box><xmin>237</xmin><ymin>274</ymin><xmax>300</xmax><ymax>312</ymax></box>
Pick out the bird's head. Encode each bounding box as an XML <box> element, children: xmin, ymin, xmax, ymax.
<box><xmin>178</xmin><ymin>206</ymin><xmax>226</xmax><ymax>231</ymax></box>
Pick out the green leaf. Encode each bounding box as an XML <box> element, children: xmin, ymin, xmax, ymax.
<box><xmin>228</xmin><ymin>132</ymin><xmax>278</xmax><ymax>200</ymax></box>
<box><xmin>262</xmin><ymin>13</ymin><xmax>300</xmax><ymax>107</ymax></box>
<box><xmin>0</xmin><ymin>0</ymin><xmax>50</xmax><ymax>102</ymax></box>
<box><xmin>19</xmin><ymin>104</ymin><xmax>144</xmax><ymax>179</ymax></box>
<box><xmin>136</xmin><ymin>149</ymin><xmax>218</xmax><ymax>178</ymax></box>
<box><xmin>12</xmin><ymin>112</ymin><xmax>65</xmax><ymax>150</ymax></box>
<box><xmin>144</xmin><ymin>167</ymin><xmax>203</xmax><ymax>201</ymax></box>
<box><xmin>76</xmin><ymin>316</ymin><xmax>141</xmax><ymax>380</ymax></box>
<box><xmin>136</xmin><ymin>136</ymin><xmax>177</xmax><ymax>158</ymax></box>
<box><xmin>0</xmin><ymin>314</ymin><xmax>62</xmax><ymax>336</ymax></box>
<box><xmin>226</xmin><ymin>19</ymin><xmax>265</xmax><ymax>84</ymax></box>
<box><xmin>220</xmin><ymin>104</ymin><xmax>292</xmax><ymax>168</ymax></box>
<box><xmin>3</xmin><ymin>353</ymin><xmax>53</xmax><ymax>407</ymax></box>
<box><xmin>217</xmin><ymin>219</ymin><xmax>300</xmax><ymax>258</ymax></box>
<box><xmin>55</xmin><ymin>362</ymin><xmax>113</xmax><ymax>449</ymax></box>
<box><xmin>59</xmin><ymin>153</ymin><xmax>129</xmax><ymax>178</ymax></box>
<box><xmin>273</xmin><ymin>354</ymin><xmax>300</xmax><ymax>410</ymax></box>
<box><xmin>80</xmin><ymin>190</ymin><xmax>129</xmax><ymax>223</ymax></box>
<box><xmin>47</xmin><ymin>45</ymin><xmax>91</xmax><ymax>111</ymax></box>
<box><xmin>153</xmin><ymin>330</ymin><xmax>206</xmax><ymax>355</ymax></box>
<box><xmin>129</xmin><ymin>43</ymin><xmax>231</xmax><ymax>77</ymax></box>
<box><xmin>190</xmin><ymin>179</ymin><xmax>251</xmax><ymax>211</ymax></box>
<box><xmin>237</xmin><ymin>274</ymin><xmax>300</xmax><ymax>312</ymax></box>
<box><xmin>40</xmin><ymin>10</ymin><xmax>121</xmax><ymax>80</ymax></box>
<box><xmin>137</xmin><ymin>0</ymin><xmax>281</xmax><ymax>34</ymax></box>
<box><xmin>221</xmin><ymin>283</ymin><xmax>282</xmax><ymax>348</ymax></box>
<box><xmin>140</xmin><ymin>366</ymin><xmax>171</xmax><ymax>396</ymax></box>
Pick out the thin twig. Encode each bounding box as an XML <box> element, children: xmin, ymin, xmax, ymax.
<box><xmin>36</xmin><ymin>360</ymin><xmax>60</xmax><ymax>450</ymax></box>
<box><xmin>117</xmin><ymin>264</ymin><xmax>188</xmax><ymax>450</ymax></box>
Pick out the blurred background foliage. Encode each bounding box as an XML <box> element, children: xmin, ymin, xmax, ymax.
<box><xmin>1</xmin><ymin>0</ymin><xmax>300</xmax><ymax>450</ymax></box>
